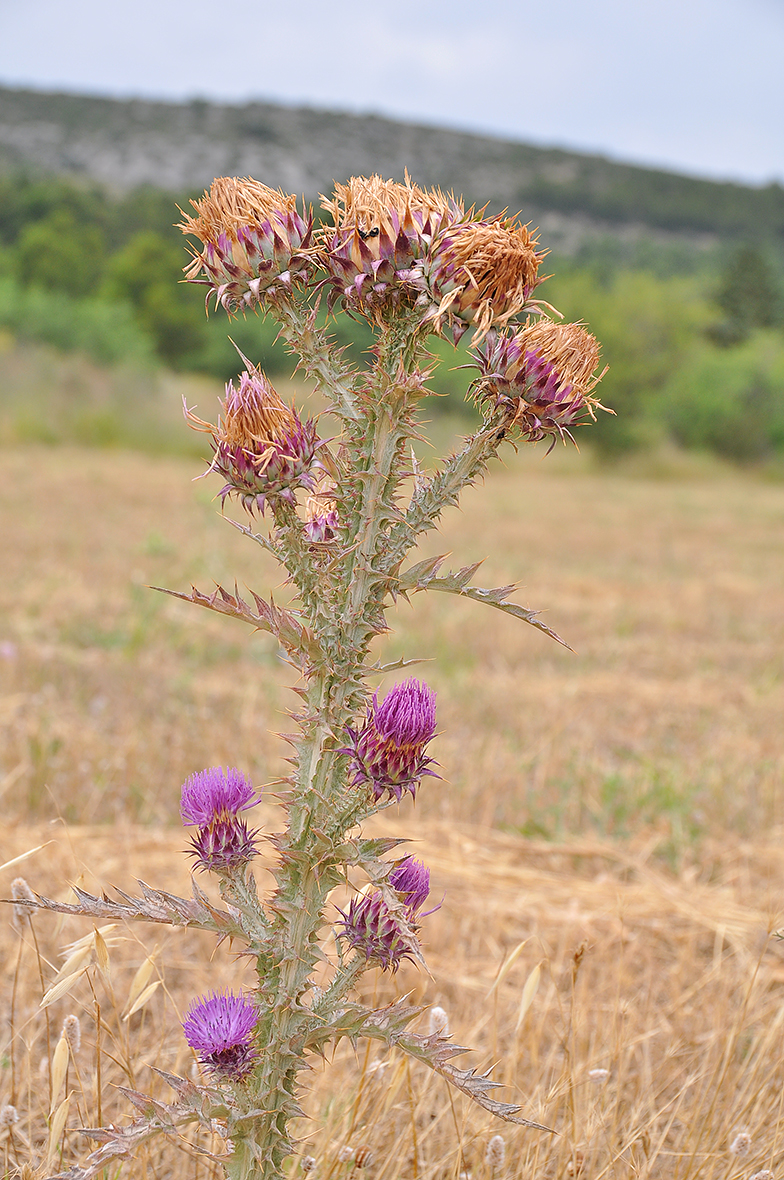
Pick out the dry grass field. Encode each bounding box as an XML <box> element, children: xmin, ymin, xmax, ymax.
<box><xmin>2</xmin><ymin>389</ymin><xmax>784</xmax><ymax>1178</ymax></box>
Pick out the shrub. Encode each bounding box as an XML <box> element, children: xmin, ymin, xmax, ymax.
<box><xmin>662</xmin><ymin>331</ymin><xmax>784</xmax><ymax>460</ymax></box>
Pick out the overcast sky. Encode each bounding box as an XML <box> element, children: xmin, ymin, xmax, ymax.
<box><xmin>1</xmin><ymin>0</ymin><xmax>783</xmax><ymax>186</ymax></box>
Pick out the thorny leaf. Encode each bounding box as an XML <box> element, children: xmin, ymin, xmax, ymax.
<box><xmin>44</xmin><ymin>1104</ymin><xmax>203</xmax><ymax>1180</ymax></box>
<box><xmin>394</xmin><ymin>1029</ymin><xmax>553</xmax><ymax>1130</ymax></box>
<box><xmin>396</xmin><ymin>555</ymin><xmax>571</xmax><ymax>650</ymax></box>
<box><xmin>43</xmin><ymin>1073</ymin><xmax>227</xmax><ymax>1180</ymax></box>
<box><xmin>363</xmin><ymin>655</ymin><xmax>432</xmax><ymax>676</ymax></box>
<box><xmin>303</xmin><ymin>995</ymin><xmax>425</xmax><ymax>1053</ymax></box>
<box><xmin>312</xmin><ymin>998</ymin><xmax>551</xmax><ymax>1129</ymax></box>
<box><xmin>151</xmin><ymin>581</ymin><xmax>322</xmax><ymax>671</ymax></box>
<box><xmin>7</xmin><ymin>878</ymin><xmax>241</xmax><ymax>936</ymax></box>
<box><xmin>330</xmin><ymin>1000</ymin><xmax>552</xmax><ymax>1131</ymax></box>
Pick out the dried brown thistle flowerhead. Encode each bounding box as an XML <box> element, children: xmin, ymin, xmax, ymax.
<box><xmin>185</xmin><ymin>367</ymin><xmax>326</xmax><ymax>515</ymax></box>
<box><xmin>422</xmin><ymin>214</ymin><xmax>545</xmax><ymax>344</ymax></box>
<box><xmin>474</xmin><ymin>319</ymin><xmax>609</xmax><ymax>447</ymax></box>
<box><xmin>422</xmin><ymin>214</ymin><xmax>547</xmax><ymax>343</ymax></box>
<box><xmin>320</xmin><ymin>174</ymin><xmax>462</xmax><ymax>317</ymax></box>
<box><xmin>179</xmin><ymin>176</ymin><xmax>312</xmax><ymax>312</ymax></box>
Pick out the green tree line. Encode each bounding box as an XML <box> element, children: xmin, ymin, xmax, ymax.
<box><xmin>1</xmin><ymin>174</ymin><xmax>783</xmax><ymax>462</ymax></box>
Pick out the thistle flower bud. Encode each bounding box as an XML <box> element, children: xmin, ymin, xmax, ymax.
<box><xmin>320</xmin><ymin>174</ymin><xmax>461</xmax><ymax>317</ymax></box>
<box><xmin>180</xmin><ymin>767</ymin><xmax>261</xmax><ymax>873</ymax></box>
<box><xmin>182</xmin><ymin>990</ymin><xmax>259</xmax><ymax>1081</ymax></box>
<box><xmin>422</xmin><ymin>215</ymin><xmax>545</xmax><ymax>344</ymax></box>
<box><xmin>343</xmin><ymin>679</ymin><xmax>437</xmax><ymax>803</ymax></box>
<box><xmin>178</xmin><ymin>176</ymin><xmax>312</xmax><ymax>313</ymax></box>
<box><xmin>185</xmin><ymin>368</ymin><xmax>326</xmax><ymax>516</ymax></box>
<box><xmin>389</xmin><ymin>857</ymin><xmax>431</xmax><ymax>915</ymax></box>
<box><xmin>336</xmin><ymin>890</ymin><xmax>418</xmax><ymax>972</ymax></box>
<box><xmin>473</xmin><ymin>319</ymin><xmax>608</xmax><ymax>448</ymax></box>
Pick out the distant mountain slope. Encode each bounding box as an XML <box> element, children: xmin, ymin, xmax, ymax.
<box><xmin>1</xmin><ymin>85</ymin><xmax>782</xmax><ymax>244</ymax></box>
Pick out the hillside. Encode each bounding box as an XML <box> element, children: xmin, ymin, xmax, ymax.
<box><xmin>1</xmin><ymin>85</ymin><xmax>783</xmax><ymax>245</ymax></box>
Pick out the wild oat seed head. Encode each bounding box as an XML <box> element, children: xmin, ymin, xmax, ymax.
<box><xmin>474</xmin><ymin>320</ymin><xmax>607</xmax><ymax>448</ymax></box>
<box><xmin>182</xmin><ymin>991</ymin><xmax>259</xmax><ymax>1081</ymax></box>
<box><xmin>424</xmin><ymin>215</ymin><xmax>545</xmax><ymax>343</ymax></box>
<box><xmin>428</xmin><ymin>1006</ymin><xmax>450</xmax><ymax>1037</ymax></box>
<box><xmin>729</xmin><ymin>1131</ymin><xmax>752</xmax><ymax>1156</ymax></box>
<box><xmin>389</xmin><ymin>856</ymin><xmax>431</xmax><ymax>915</ymax></box>
<box><xmin>343</xmin><ymin>679</ymin><xmax>438</xmax><ymax>803</ymax></box>
<box><xmin>336</xmin><ymin>891</ymin><xmax>419</xmax><ymax>972</ymax></box>
<box><xmin>179</xmin><ymin>176</ymin><xmax>312</xmax><ymax>312</ymax></box>
<box><xmin>0</xmin><ymin>1105</ymin><xmax>19</xmax><ymax>1128</ymax></box>
<box><xmin>485</xmin><ymin>1135</ymin><xmax>506</xmax><ymax>1171</ymax></box>
<box><xmin>11</xmin><ymin>877</ymin><xmax>35</xmax><ymax>925</ymax></box>
<box><xmin>62</xmin><ymin>1014</ymin><xmax>81</xmax><ymax>1053</ymax></box>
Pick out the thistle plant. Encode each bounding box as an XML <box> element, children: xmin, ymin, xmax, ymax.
<box><xmin>13</xmin><ymin>173</ymin><xmax>608</xmax><ymax>1180</ymax></box>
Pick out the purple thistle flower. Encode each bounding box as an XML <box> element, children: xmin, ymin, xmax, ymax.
<box><xmin>420</xmin><ymin>215</ymin><xmax>545</xmax><ymax>345</ymax></box>
<box><xmin>472</xmin><ymin>321</ymin><xmax>608</xmax><ymax>449</ymax></box>
<box><xmin>184</xmin><ymin>369</ymin><xmax>328</xmax><ymax>518</ymax></box>
<box><xmin>178</xmin><ymin>177</ymin><xmax>313</xmax><ymax>314</ymax></box>
<box><xmin>303</xmin><ymin>481</ymin><xmax>340</xmax><ymax>543</ymax></box>
<box><xmin>320</xmin><ymin>175</ymin><xmax>461</xmax><ymax>317</ymax></box>
<box><xmin>389</xmin><ymin>857</ymin><xmax>431</xmax><ymax>915</ymax></box>
<box><xmin>344</xmin><ymin>679</ymin><xmax>438</xmax><ymax>804</ymax></box>
<box><xmin>180</xmin><ymin>767</ymin><xmax>261</xmax><ymax>873</ymax></box>
<box><xmin>336</xmin><ymin>892</ymin><xmax>418</xmax><ymax>972</ymax></box>
<box><xmin>182</xmin><ymin>991</ymin><xmax>259</xmax><ymax>1080</ymax></box>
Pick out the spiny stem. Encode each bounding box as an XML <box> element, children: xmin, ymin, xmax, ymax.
<box><xmin>387</xmin><ymin>419</ymin><xmax>505</xmax><ymax>562</ymax></box>
<box><xmin>272</xmin><ymin>298</ymin><xmax>361</xmax><ymax>422</ymax></box>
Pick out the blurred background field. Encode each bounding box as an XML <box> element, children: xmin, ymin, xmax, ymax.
<box><xmin>2</xmin><ymin>399</ymin><xmax>783</xmax><ymax>853</ymax></box>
